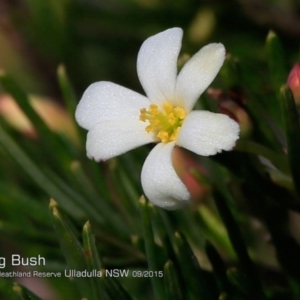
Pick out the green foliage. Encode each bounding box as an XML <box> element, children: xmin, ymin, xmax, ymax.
<box><xmin>1</xmin><ymin>0</ymin><xmax>300</xmax><ymax>299</ymax></box>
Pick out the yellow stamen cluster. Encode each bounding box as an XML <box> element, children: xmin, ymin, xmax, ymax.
<box><xmin>139</xmin><ymin>102</ymin><xmax>186</xmax><ymax>143</ymax></box>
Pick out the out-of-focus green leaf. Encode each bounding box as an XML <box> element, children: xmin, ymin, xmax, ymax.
<box><xmin>265</xmin><ymin>31</ymin><xmax>287</xmax><ymax>127</ymax></box>
<box><xmin>218</xmin><ymin>293</ymin><xmax>231</xmax><ymax>300</ymax></box>
<box><xmin>198</xmin><ymin>205</ymin><xmax>234</xmax><ymax>257</ymax></box>
<box><xmin>263</xmin><ymin>201</ymin><xmax>300</xmax><ymax>282</ymax></box>
<box><xmin>235</xmin><ymin>140</ymin><xmax>289</xmax><ymax>174</ymax></box>
<box><xmin>82</xmin><ymin>221</ymin><xmax>106</xmax><ymax>300</ymax></box>
<box><xmin>266</xmin><ymin>31</ymin><xmax>287</xmax><ymax>92</ymax></box>
<box><xmin>22</xmin><ymin>0</ymin><xmax>70</xmax><ymax>61</ymax></box>
<box><xmin>0</xmin><ymin>279</ymin><xmax>18</xmax><ymax>300</ymax></box>
<box><xmin>220</xmin><ymin>54</ymin><xmax>240</xmax><ymax>89</ymax></box>
<box><xmin>139</xmin><ymin>196</ymin><xmax>165</xmax><ymax>300</ymax></box>
<box><xmin>100</xmin><ymin>270</ymin><xmax>133</xmax><ymax>300</ymax></box>
<box><xmin>213</xmin><ymin>190</ymin><xmax>266</xmax><ymax>300</ymax></box>
<box><xmin>219</xmin><ymin>49</ymin><xmax>284</xmax><ymax>152</ymax></box>
<box><xmin>205</xmin><ymin>241</ymin><xmax>232</xmax><ymax>295</ymax></box>
<box><xmin>280</xmin><ymin>85</ymin><xmax>300</xmax><ymax>198</ymax></box>
<box><xmin>288</xmin><ymin>277</ymin><xmax>300</xmax><ymax>300</ymax></box>
<box><xmin>0</xmin><ymin>72</ymin><xmax>72</xmax><ymax>166</ymax></box>
<box><xmin>174</xmin><ymin>231</ymin><xmax>214</xmax><ymax>300</ymax></box>
<box><xmin>70</xmin><ymin>161</ymin><xmax>127</xmax><ymax>233</ymax></box>
<box><xmin>13</xmin><ymin>283</ymin><xmax>42</xmax><ymax>300</ymax></box>
<box><xmin>0</xmin><ymin>123</ymin><xmax>83</xmax><ymax>218</ymax></box>
<box><xmin>57</xmin><ymin>65</ymin><xmax>78</xmax><ymax>120</ymax></box>
<box><xmin>164</xmin><ymin>260</ymin><xmax>184</xmax><ymax>300</ymax></box>
<box><xmin>227</xmin><ymin>268</ymin><xmax>257</xmax><ymax>300</ymax></box>
<box><xmin>50</xmin><ymin>201</ymin><xmax>92</xmax><ymax>299</ymax></box>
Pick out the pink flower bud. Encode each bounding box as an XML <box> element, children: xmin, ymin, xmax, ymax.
<box><xmin>172</xmin><ymin>146</ymin><xmax>211</xmax><ymax>205</ymax></box>
<box><xmin>287</xmin><ymin>63</ymin><xmax>300</xmax><ymax>105</ymax></box>
<box><xmin>218</xmin><ymin>99</ymin><xmax>252</xmax><ymax>138</ymax></box>
<box><xmin>207</xmin><ymin>88</ymin><xmax>252</xmax><ymax>138</ymax></box>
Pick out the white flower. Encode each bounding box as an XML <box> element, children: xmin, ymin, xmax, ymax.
<box><xmin>75</xmin><ymin>28</ymin><xmax>240</xmax><ymax>210</ymax></box>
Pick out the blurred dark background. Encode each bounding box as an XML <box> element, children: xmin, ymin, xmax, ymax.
<box><xmin>1</xmin><ymin>0</ymin><xmax>300</xmax><ymax>100</ymax></box>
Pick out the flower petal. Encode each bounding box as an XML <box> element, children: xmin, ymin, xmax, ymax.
<box><xmin>75</xmin><ymin>81</ymin><xmax>150</xmax><ymax>130</ymax></box>
<box><xmin>177</xmin><ymin>111</ymin><xmax>240</xmax><ymax>156</ymax></box>
<box><xmin>137</xmin><ymin>28</ymin><xmax>183</xmax><ymax>104</ymax></box>
<box><xmin>86</xmin><ymin>119</ymin><xmax>154</xmax><ymax>161</ymax></box>
<box><xmin>141</xmin><ymin>142</ymin><xmax>190</xmax><ymax>210</ymax></box>
<box><xmin>175</xmin><ymin>43</ymin><xmax>225</xmax><ymax>112</ymax></box>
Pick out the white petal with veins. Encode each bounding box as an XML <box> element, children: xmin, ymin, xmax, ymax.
<box><xmin>141</xmin><ymin>142</ymin><xmax>190</xmax><ymax>210</ymax></box>
<box><xmin>75</xmin><ymin>82</ymin><xmax>150</xmax><ymax>130</ymax></box>
<box><xmin>137</xmin><ymin>28</ymin><xmax>183</xmax><ymax>104</ymax></box>
<box><xmin>177</xmin><ymin>111</ymin><xmax>240</xmax><ymax>156</ymax></box>
<box><xmin>86</xmin><ymin>119</ymin><xmax>154</xmax><ymax>161</ymax></box>
<box><xmin>175</xmin><ymin>43</ymin><xmax>225</xmax><ymax>112</ymax></box>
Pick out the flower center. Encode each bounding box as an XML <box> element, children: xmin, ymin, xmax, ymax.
<box><xmin>139</xmin><ymin>102</ymin><xmax>186</xmax><ymax>143</ymax></box>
